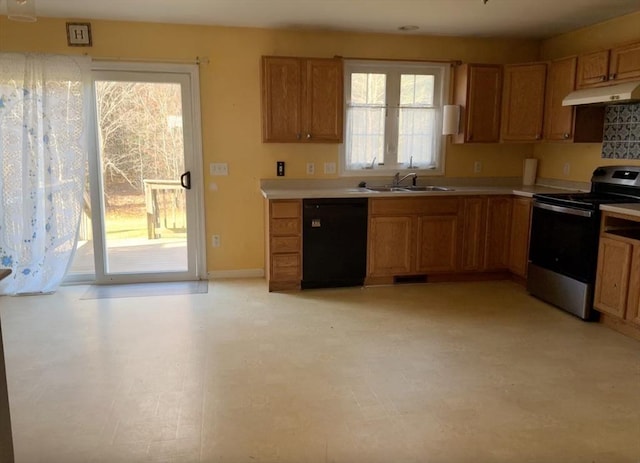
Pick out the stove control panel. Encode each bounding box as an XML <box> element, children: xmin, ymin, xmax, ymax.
<box><xmin>592</xmin><ymin>166</ymin><xmax>640</xmax><ymax>188</ymax></box>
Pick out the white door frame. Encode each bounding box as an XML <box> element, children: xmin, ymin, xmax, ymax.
<box><xmin>88</xmin><ymin>61</ymin><xmax>206</xmax><ymax>284</ymax></box>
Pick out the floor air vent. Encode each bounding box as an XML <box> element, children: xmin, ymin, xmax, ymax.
<box><xmin>393</xmin><ymin>275</ymin><xmax>427</xmax><ymax>284</ymax></box>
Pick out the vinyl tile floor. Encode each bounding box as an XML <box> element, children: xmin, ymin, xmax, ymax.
<box><xmin>1</xmin><ymin>279</ymin><xmax>639</xmax><ymax>463</ymax></box>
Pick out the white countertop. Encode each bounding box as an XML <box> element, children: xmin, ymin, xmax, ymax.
<box><xmin>261</xmin><ymin>184</ymin><xmax>572</xmax><ymax>200</ymax></box>
<box><xmin>600</xmin><ymin>203</ymin><xmax>640</xmax><ymax>219</ymax></box>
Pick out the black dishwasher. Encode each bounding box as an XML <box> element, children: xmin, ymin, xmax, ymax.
<box><xmin>302</xmin><ymin>198</ymin><xmax>368</xmax><ymax>289</ymax></box>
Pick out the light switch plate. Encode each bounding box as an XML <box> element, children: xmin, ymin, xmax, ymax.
<box><xmin>211</xmin><ymin>163</ymin><xmax>228</xmax><ymax>176</ymax></box>
<box><xmin>306</xmin><ymin>162</ymin><xmax>315</xmax><ymax>175</ymax></box>
<box><xmin>324</xmin><ymin>162</ymin><xmax>336</xmax><ymax>174</ymax></box>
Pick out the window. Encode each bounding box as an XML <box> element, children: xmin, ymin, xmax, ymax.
<box><xmin>341</xmin><ymin>60</ymin><xmax>450</xmax><ymax>175</ymax></box>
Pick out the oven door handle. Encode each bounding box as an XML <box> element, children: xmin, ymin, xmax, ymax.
<box><xmin>533</xmin><ymin>200</ymin><xmax>594</xmax><ymax>218</ymax></box>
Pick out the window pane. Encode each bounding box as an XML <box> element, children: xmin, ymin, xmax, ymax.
<box><xmin>345</xmin><ymin>106</ymin><xmax>385</xmax><ymax>167</ymax></box>
<box><xmin>400</xmin><ymin>75</ymin><xmax>434</xmax><ymax>106</ymax></box>
<box><xmin>398</xmin><ymin>108</ymin><xmax>436</xmax><ymax>166</ymax></box>
<box><xmin>351</xmin><ymin>73</ymin><xmax>386</xmax><ymax>105</ymax></box>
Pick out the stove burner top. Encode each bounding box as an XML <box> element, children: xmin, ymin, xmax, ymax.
<box><xmin>534</xmin><ymin>192</ymin><xmax>640</xmax><ymax>210</ymax></box>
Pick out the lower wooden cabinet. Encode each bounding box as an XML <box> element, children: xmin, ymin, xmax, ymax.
<box><xmin>460</xmin><ymin>197</ymin><xmax>486</xmax><ymax>271</ymax></box>
<box><xmin>265</xmin><ymin>199</ymin><xmax>302</xmax><ymax>291</ymax></box>
<box><xmin>484</xmin><ymin>196</ymin><xmax>513</xmax><ymax>270</ymax></box>
<box><xmin>266</xmin><ymin>194</ymin><xmax>531</xmax><ymax>291</ymax></box>
<box><xmin>461</xmin><ymin>196</ymin><xmax>513</xmax><ymax>273</ymax></box>
<box><xmin>416</xmin><ymin>215</ymin><xmax>459</xmax><ymax>273</ymax></box>
<box><xmin>368</xmin><ymin>216</ymin><xmax>413</xmax><ymax>276</ymax></box>
<box><xmin>367</xmin><ymin>197</ymin><xmax>460</xmax><ymax>278</ymax></box>
<box><xmin>595</xmin><ymin>236</ymin><xmax>633</xmax><ymax>318</ymax></box>
<box><xmin>626</xmin><ymin>246</ymin><xmax>640</xmax><ymax>326</ymax></box>
<box><xmin>594</xmin><ymin>211</ymin><xmax>640</xmax><ymax>336</ymax></box>
<box><xmin>509</xmin><ymin>197</ymin><xmax>532</xmax><ymax>277</ymax></box>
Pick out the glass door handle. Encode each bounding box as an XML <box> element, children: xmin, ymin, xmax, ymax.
<box><xmin>180</xmin><ymin>171</ymin><xmax>191</xmax><ymax>190</ymax></box>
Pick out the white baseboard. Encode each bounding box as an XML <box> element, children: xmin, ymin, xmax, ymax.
<box><xmin>207</xmin><ymin>269</ymin><xmax>265</xmax><ymax>279</ymax></box>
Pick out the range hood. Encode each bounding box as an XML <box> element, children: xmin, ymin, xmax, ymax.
<box><xmin>562</xmin><ymin>81</ymin><xmax>640</xmax><ymax>106</ymax></box>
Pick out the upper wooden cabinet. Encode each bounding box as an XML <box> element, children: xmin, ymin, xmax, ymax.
<box><xmin>610</xmin><ymin>42</ymin><xmax>640</xmax><ymax>83</ymax></box>
<box><xmin>544</xmin><ymin>56</ymin><xmax>577</xmax><ymax>142</ymax></box>
<box><xmin>500</xmin><ymin>63</ymin><xmax>547</xmax><ymax>142</ymax></box>
<box><xmin>453</xmin><ymin>64</ymin><xmax>502</xmax><ymax>143</ymax></box>
<box><xmin>576</xmin><ymin>50</ymin><xmax>610</xmax><ymax>88</ymax></box>
<box><xmin>576</xmin><ymin>41</ymin><xmax>640</xmax><ymax>89</ymax></box>
<box><xmin>261</xmin><ymin>56</ymin><xmax>343</xmax><ymax>143</ymax></box>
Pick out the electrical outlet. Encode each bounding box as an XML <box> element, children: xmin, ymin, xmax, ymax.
<box><xmin>563</xmin><ymin>163</ymin><xmax>571</xmax><ymax>176</ymax></box>
<box><xmin>277</xmin><ymin>161</ymin><xmax>285</xmax><ymax>177</ymax></box>
<box><xmin>212</xmin><ymin>235</ymin><xmax>220</xmax><ymax>248</ymax></box>
<box><xmin>474</xmin><ymin>161</ymin><xmax>482</xmax><ymax>174</ymax></box>
<box><xmin>324</xmin><ymin>162</ymin><xmax>337</xmax><ymax>174</ymax></box>
<box><xmin>211</xmin><ymin>163</ymin><xmax>228</xmax><ymax>176</ymax></box>
<box><xmin>306</xmin><ymin>162</ymin><xmax>315</xmax><ymax>175</ymax></box>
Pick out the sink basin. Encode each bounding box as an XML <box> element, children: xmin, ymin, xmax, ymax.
<box><xmin>363</xmin><ymin>185</ymin><xmax>455</xmax><ymax>193</ymax></box>
<box><xmin>403</xmin><ymin>185</ymin><xmax>454</xmax><ymax>191</ymax></box>
<box><xmin>364</xmin><ymin>186</ymin><xmax>411</xmax><ymax>192</ymax></box>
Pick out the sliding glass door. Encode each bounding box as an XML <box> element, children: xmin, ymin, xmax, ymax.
<box><xmin>68</xmin><ymin>63</ymin><xmax>205</xmax><ymax>283</ymax></box>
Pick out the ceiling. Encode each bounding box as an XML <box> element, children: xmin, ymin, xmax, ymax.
<box><xmin>2</xmin><ymin>0</ymin><xmax>640</xmax><ymax>39</ymax></box>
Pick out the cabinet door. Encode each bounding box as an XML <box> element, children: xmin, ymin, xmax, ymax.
<box><xmin>461</xmin><ymin>197</ymin><xmax>486</xmax><ymax>271</ymax></box>
<box><xmin>609</xmin><ymin>42</ymin><xmax>640</xmax><ymax>83</ymax></box>
<box><xmin>455</xmin><ymin>64</ymin><xmax>502</xmax><ymax>143</ymax></box>
<box><xmin>544</xmin><ymin>57</ymin><xmax>576</xmax><ymax>142</ymax></box>
<box><xmin>484</xmin><ymin>197</ymin><xmax>512</xmax><ymax>271</ymax></box>
<box><xmin>625</xmin><ymin>245</ymin><xmax>640</xmax><ymax>327</ymax></box>
<box><xmin>304</xmin><ymin>59</ymin><xmax>343</xmax><ymax>142</ymax></box>
<box><xmin>594</xmin><ymin>237</ymin><xmax>632</xmax><ymax>318</ymax></box>
<box><xmin>576</xmin><ymin>50</ymin><xmax>610</xmax><ymax>88</ymax></box>
<box><xmin>508</xmin><ymin>197</ymin><xmax>532</xmax><ymax>278</ymax></box>
<box><xmin>501</xmin><ymin>63</ymin><xmax>547</xmax><ymax>142</ymax></box>
<box><xmin>416</xmin><ymin>215</ymin><xmax>458</xmax><ymax>273</ymax></box>
<box><xmin>368</xmin><ymin>216</ymin><xmax>413</xmax><ymax>276</ymax></box>
<box><xmin>261</xmin><ymin>57</ymin><xmax>302</xmax><ymax>142</ymax></box>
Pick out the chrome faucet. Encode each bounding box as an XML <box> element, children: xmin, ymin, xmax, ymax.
<box><xmin>392</xmin><ymin>172</ymin><xmax>418</xmax><ymax>186</ymax></box>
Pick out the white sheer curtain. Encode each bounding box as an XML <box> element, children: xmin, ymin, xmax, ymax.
<box><xmin>0</xmin><ymin>53</ymin><xmax>91</xmax><ymax>295</ymax></box>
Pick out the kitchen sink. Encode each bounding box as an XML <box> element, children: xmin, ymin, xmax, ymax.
<box><xmin>364</xmin><ymin>185</ymin><xmax>454</xmax><ymax>192</ymax></box>
<box><xmin>364</xmin><ymin>186</ymin><xmax>412</xmax><ymax>192</ymax></box>
<box><xmin>403</xmin><ymin>185</ymin><xmax>454</xmax><ymax>191</ymax></box>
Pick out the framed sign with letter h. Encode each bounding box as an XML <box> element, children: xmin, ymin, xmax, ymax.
<box><xmin>66</xmin><ymin>22</ymin><xmax>92</xmax><ymax>47</ymax></box>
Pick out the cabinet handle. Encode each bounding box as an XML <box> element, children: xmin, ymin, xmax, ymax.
<box><xmin>563</xmin><ymin>133</ymin><xmax>570</xmax><ymax>139</ymax></box>
<box><xmin>306</xmin><ymin>133</ymin><xmax>312</xmax><ymax>140</ymax></box>
<box><xmin>296</xmin><ymin>133</ymin><xmax>301</xmax><ymax>140</ymax></box>
<box><xmin>600</xmin><ymin>75</ymin><xmax>607</xmax><ymax>81</ymax></box>
<box><xmin>609</xmin><ymin>73</ymin><xmax>617</xmax><ymax>80</ymax></box>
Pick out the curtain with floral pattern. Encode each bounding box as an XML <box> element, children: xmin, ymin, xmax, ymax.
<box><xmin>0</xmin><ymin>53</ymin><xmax>91</xmax><ymax>295</ymax></box>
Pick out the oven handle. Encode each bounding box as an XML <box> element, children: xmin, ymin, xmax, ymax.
<box><xmin>533</xmin><ymin>200</ymin><xmax>593</xmax><ymax>218</ymax></box>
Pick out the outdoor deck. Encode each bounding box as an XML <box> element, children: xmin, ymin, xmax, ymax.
<box><xmin>69</xmin><ymin>239</ymin><xmax>188</xmax><ymax>276</ymax></box>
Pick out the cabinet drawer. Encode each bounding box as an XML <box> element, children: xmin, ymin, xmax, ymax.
<box><xmin>270</xmin><ymin>218</ymin><xmax>301</xmax><ymax>235</ymax></box>
<box><xmin>271</xmin><ymin>253</ymin><xmax>301</xmax><ymax>280</ymax></box>
<box><xmin>271</xmin><ymin>236</ymin><xmax>301</xmax><ymax>253</ymax></box>
<box><xmin>371</xmin><ymin>197</ymin><xmax>459</xmax><ymax>216</ymax></box>
<box><xmin>271</xmin><ymin>200</ymin><xmax>301</xmax><ymax>218</ymax></box>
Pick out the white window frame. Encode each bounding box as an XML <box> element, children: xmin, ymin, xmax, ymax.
<box><xmin>340</xmin><ymin>60</ymin><xmax>450</xmax><ymax>177</ymax></box>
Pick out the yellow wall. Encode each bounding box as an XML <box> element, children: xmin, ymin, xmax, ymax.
<box><xmin>1</xmin><ymin>17</ymin><xmax>541</xmax><ymax>272</ymax></box>
<box><xmin>534</xmin><ymin>12</ymin><xmax>640</xmax><ymax>182</ymax></box>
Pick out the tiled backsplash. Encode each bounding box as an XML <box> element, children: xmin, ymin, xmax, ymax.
<box><xmin>602</xmin><ymin>103</ymin><xmax>640</xmax><ymax>159</ymax></box>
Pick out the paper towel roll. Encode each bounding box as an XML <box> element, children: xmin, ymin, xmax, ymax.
<box><xmin>442</xmin><ymin>105</ymin><xmax>460</xmax><ymax>135</ymax></box>
<box><xmin>523</xmin><ymin>158</ymin><xmax>538</xmax><ymax>186</ymax></box>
